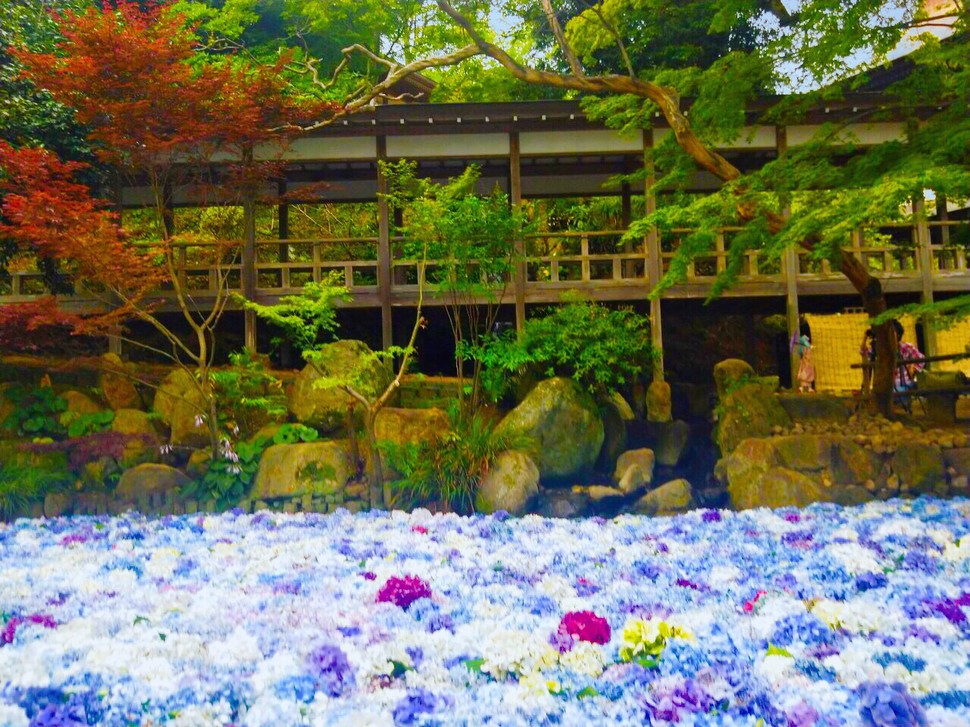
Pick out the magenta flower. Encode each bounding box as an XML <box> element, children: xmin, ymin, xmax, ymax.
<box><xmin>557</xmin><ymin>611</ymin><xmax>611</xmax><ymax>646</ymax></box>
<box><xmin>1</xmin><ymin>614</ymin><xmax>56</xmax><ymax>646</ymax></box>
<box><xmin>376</xmin><ymin>575</ymin><xmax>432</xmax><ymax>610</ymax></box>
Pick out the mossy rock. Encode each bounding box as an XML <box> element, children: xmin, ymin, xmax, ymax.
<box><xmin>288</xmin><ymin>340</ymin><xmax>393</xmax><ymax>433</ymax></box>
<box><xmin>476</xmin><ymin>450</ymin><xmax>540</xmax><ymax>516</ymax></box>
<box><xmin>891</xmin><ymin>442</ymin><xmax>944</xmax><ymax>495</ymax></box>
<box><xmin>111</xmin><ymin>408</ymin><xmax>161</xmax><ymax>468</ymax></box>
<box><xmin>833</xmin><ymin>439</ymin><xmax>884</xmax><ymax>485</ymax></box>
<box><xmin>731</xmin><ymin>466</ymin><xmax>827</xmax><ymax>510</ymax></box>
<box><xmin>597</xmin><ymin>398</ymin><xmax>628</xmax><ymax>473</ymax></box>
<box><xmin>716</xmin><ymin>381</ymin><xmax>791</xmax><ymax>455</ymax></box>
<box><xmin>251</xmin><ymin>440</ymin><xmax>354</xmax><ymax>500</ymax></box>
<box><xmin>373</xmin><ymin>407</ymin><xmax>451</xmax><ymax>481</ymax></box>
<box><xmin>774</xmin><ymin>434</ymin><xmax>836</xmax><ymax>472</ymax></box>
<box><xmin>776</xmin><ymin>393</ymin><xmax>851</xmax><ymax>421</ymax></box>
<box><xmin>720</xmin><ymin>438</ymin><xmax>778</xmax><ymax>510</ymax></box>
<box><xmin>646</xmin><ymin>380</ymin><xmax>672</xmax><ymax>423</ymax></box>
<box><xmin>633</xmin><ymin>478</ymin><xmax>693</xmax><ymax>517</ymax></box>
<box><xmin>713</xmin><ymin>359</ymin><xmax>756</xmax><ymax>399</ymax></box>
<box><xmin>494</xmin><ymin>377</ymin><xmax>604</xmax><ymax>483</ymax></box>
<box><xmin>99</xmin><ymin>353</ymin><xmax>143</xmax><ymax>411</ymax></box>
<box><xmin>116</xmin><ymin>463</ymin><xmax>190</xmax><ymax>499</ymax></box>
<box><xmin>152</xmin><ymin>369</ymin><xmax>209</xmax><ymax>449</ymax></box>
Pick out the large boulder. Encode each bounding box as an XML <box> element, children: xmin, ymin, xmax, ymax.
<box><xmin>111</xmin><ymin>408</ymin><xmax>161</xmax><ymax>468</ymax></box>
<box><xmin>833</xmin><ymin>439</ymin><xmax>883</xmax><ymax>485</ymax></box>
<box><xmin>633</xmin><ymin>478</ymin><xmax>693</xmax><ymax>517</ymax></box>
<box><xmin>646</xmin><ymin>380</ymin><xmax>672</xmax><ymax>423</ymax></box>
<box><xmin>373</xmin><ymin>407</ymin><xmax>452</xmax><ymax>480</ymax></box>
<box><xmin>719</xmin><ymin>438</ymin><xmax>779</xmax><ymax>510</ymax></box>
<box><xmin>715</xmin><ymin>380</ymin><xmax>791</xmax><ymax>455</ymax></box>
<box><xmin>613</xmin><ymin>448</ymin><xmax>655</xmax><ymax>495</ymax></box>
<box><xmin>731</xmin><ymin>466</ymin><xmax>828</xmax><ymax>510</ymax></box>
<box><xmin>656</xmin><ymin>420</ymin><xmax>691</xmax><ymax>467</ymax></box>
<box><xmin>251</xmin><ymin>440</ymin><xmax>355</xmax><ymax>500</ymax></box>
<box><xmin>152</xmin><ymin>369</ymin><xmax>209</xmax><ymax>449</ymax></box>
<box><xmin>288</xmin><ymin>340</ymin><xmax>392</xmax><ymax>433</ymax></box>
<box><xmin>713</xmin><ymin>359</ymin><xmax>756</xmax><ymax>399</ymax></box>
<box><xmin>892</xmin><ymin>442</ymin><xmax>945</xmax><ymax>495</ymax></box>
<box><xmin>476</xmin><ymin>450</ymin><xmax>540</xmax><ymax>516</ymax></box>
<box><xmin>534</xmin><ymin>489</ymin><xmax>589</xmax><ymax>518</ymax></box>
<box><xmin>597</xmin><ymin>398</ymin><xmax>628</xmax><ymax>472</ymax></box>
<box><xmin>774</xmin><ymin>434</ymin><xmax>836</xmax><ymax>472</ymax></box>
<box><xmin>62</xmin><ymin>390</ymin><xmax>102</xmax><ymax>417</ymax></box>
<box><xmin>116</xmin><ymin>463</ymin><xmax>191</xmax><ymax>500</ymax></box>
<box><xmin>493</xmin><ymin>377</ymin><xmax>604</xmax><ymax>482</ymax></box>
<box><xmin>99</xmin><ymin>353</ymin><xmax>142</xmax><ymax>411</ymax></box>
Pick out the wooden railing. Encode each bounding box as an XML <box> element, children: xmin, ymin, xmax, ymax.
<box><xmin>1</xmin><ymin>221</ymin><xmax>967</xmax><ymax>303</ymax></box>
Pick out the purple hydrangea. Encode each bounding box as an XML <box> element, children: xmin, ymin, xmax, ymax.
<box><xmin>306</xmin><ymin>644</ymin><xmax>355</xmax><ymax>697</ymax></box>
<box><xmin>393</xmin><ymin>689</ymin><xmax>448</xmax><ymax>726</ymax></box>
<box><xmin>857</xmin><ymin>682</ymin><xmax>928</xmax><ymax>727</ymax></box>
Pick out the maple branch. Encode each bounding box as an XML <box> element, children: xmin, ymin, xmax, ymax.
<box><xmin>539</xmin><ymin>0</ymin><xmax>585</xmax><ymax>78</ymax></box>
<box><xmin>290</xmin><ymin>43</ymin><xmax>483</xmax><ymax>131</ymax></box>
<box><xmin>435</xmin><ymin>0</ymin><xmax>742</xmax><ymax>183</ymax></box>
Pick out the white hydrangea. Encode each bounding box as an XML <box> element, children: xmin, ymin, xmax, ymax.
<box><xmin>558</xmin><ymin>642</ymin><xmax>606</xmax><ymax>677</ymax></box>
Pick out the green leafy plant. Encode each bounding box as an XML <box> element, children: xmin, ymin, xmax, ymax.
<box><xmin>382</xmin><ymin>407</ymin><xmax>533</xmax><ymax>514</ymax></box>
<box><xmin>62</xmin><ymin>410</ymin><xmax>115</xmax><ymax>438</ymax></box>
<box><xmin>182</xmin><ymin>434</ymin><xmax>272</xmax><ymax>508</ymax></box>
<box><xmin>385</xmin><ymin>161</ymin><xmax>527</xmax><ymax>415</ymax></box>
<box><xmin>1</xmin><ymin>384</ymin><xmax>67</xmax><ymax>438</ymax></box>
<box><xmin>477</xmin><ymin>296</ymin><xmax>656</xmax><ymax>400</ymax></box>
<box><xmin>272</xmin><ymin>423</ymin><xmax>320</xmax><ymax>444</ymax></box>
<box><xmin>0</xmin><ymin>458</ymin><xmax>71</xmax><ymax>520</ymax></box>
<box><xmin>210</xmin><ymin>350</ymin><xmax>287</xmax><ymax>439</ymax></box>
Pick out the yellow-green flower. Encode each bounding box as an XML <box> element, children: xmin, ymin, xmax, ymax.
<box><xmin>619</xmin><ymin>617</ymin><xmax>695</xmax><ymax>663</ymax></box>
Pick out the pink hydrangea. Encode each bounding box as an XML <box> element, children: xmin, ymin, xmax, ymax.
<box><xmin>375</xmin><ymin>575</ymin><xmax>432</xmax><ymax>610</ymax></box>
<box><xmin>557</xmin><ymin>611</ymin><xmax>611</xmax><ymax>645</ymax></box>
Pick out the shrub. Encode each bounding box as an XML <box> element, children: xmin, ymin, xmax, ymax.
<box><xmin>477</xmin><ymin>298</ymin><xmax>656</xmax><ymax>401</ymax></box>
<box><xmin>383</xmin><ymin>407</ymin><xmax>531</xmax><ymax>514</ymax></box>
<box><xmin>2</xmin><ymin>384</ymin><xmax>67</xmax><ymax>438</ymax></box>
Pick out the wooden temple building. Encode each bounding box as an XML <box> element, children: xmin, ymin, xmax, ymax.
<box><xmin>1</xmin><ymin>96</ymin><xmax>967</xmax><ymax>382</ymax></box>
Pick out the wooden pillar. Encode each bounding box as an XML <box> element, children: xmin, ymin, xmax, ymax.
<box><xmin>278</xmin><ymin>178</ymin><xmax>289</xmax><ymax>263</ymax></box>
<box><xmin>242</xmin><ymin>147</ymin><xmax>257</xmax><ymax>352</ymax></box>
<box><xmin>377</xmin><ymin>137</ymin><xmax>393</xmax><ymax>350</ymax></box>
<box><xmin>644</xmin><ymin>130</ymin><xmax>664</xmax><ymax>381</ymax></box>
<box><xmin>778</xmin><ymin>127</ymin><xmax>801</xmax><ymax>385</ymax></box>
<box><xmin>510</xmin><ymin>132</ymin><xmax>526</xmax><ymax>335</ymax></box>
<box><xmin>914</xmin><ymin>197</ymin><xmax>937</xmax><ymax>356</ymax></box>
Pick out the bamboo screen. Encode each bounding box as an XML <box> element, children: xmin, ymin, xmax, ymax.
<box><xmin>803</xmin><ymin>313</ymin><xmax>918</xmax><ymax>393</ymax></box>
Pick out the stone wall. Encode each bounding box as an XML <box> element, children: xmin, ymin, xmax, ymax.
<box><xmin>717</xmin><ymin>413</ymin><xmax>970</xmax><ymax>510</ymax></box>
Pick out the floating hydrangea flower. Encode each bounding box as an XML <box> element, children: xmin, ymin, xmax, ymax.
<box><xmin>857</xmin><ymin>681</ymin><xmax>928</xmax><ymax>727</ymax></box>
<box><xmin>376</xmin><ymin>575</ymin><xmax>432</xmax><ymax>610</ymax></box>
<box><xmin>556</xmin><ymin>611</ymin><xmax>611</xmax><ymax>648</ymax></box>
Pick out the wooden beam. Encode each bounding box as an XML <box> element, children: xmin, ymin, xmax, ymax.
<box><xmin>377</xmin><ymin>137</ymin><xmax>393</xmax><ymax>350</ymax></box>
<box><xmin>510</xmin><ymin>131</ymin><xmax>526</xmax><ymax>335</ymax></box>
<box><xmin>644</xmin><ymin>130</ymin><xmax>664</xmax><ymax>381</ymax></box>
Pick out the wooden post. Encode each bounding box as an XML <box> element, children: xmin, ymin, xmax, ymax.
<box><xmin>778</xmin><ymin>126</ymin><xmax>801</xmax><ymax>385</ymax></box>
<box><xmin>242</xmin><ymin>146</ymin><xmax>257</xmax><ymax>352</ymax></box>
<box><xmin>914</xmin><ymin>197</ymin><xmax>937</xmax><ymax>356</ymax></box>
<box><xmin>509</xmin><ymin>132</ymin><xmax>526</xmax><ymax>335</ymax></box>
<box><xmin>278</xmin><ymin>178</ymin><xmax>289</xmax><ymax>263</ymax></box>
<box><xmin>377</xmin><ymin>137</ymin><xmax>393</xmax><ymax>350</ymax></box>
<box><xmin>644</xmin><ymin>130</ymin><xmax>664</xmax><ymax>381</ymax></box>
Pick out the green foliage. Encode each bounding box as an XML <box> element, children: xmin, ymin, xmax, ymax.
<box><xmin>382</xmin><ymin>407</ymin><xmax>531</xmax><ymax>514</ymax></box>
<box><xmin>478</xmin><ymin>297</ymin><xmax>655</xmax><ymax>399</ymax></box>
<box><xmin>210</xmin><ymin>350</ymin><xmax>288</xmax><ymax>438</ymax></box>
<box><xmin>238</xmin><ymin>274</ymin><xmax>348</xmax><ymax>357</ymax></box>
<box><xmin>62</xmin><ymin>410</ymin><xmax>114</xmax><ymax>438</ymax></box>
<box><xmin>384</xmin><ymin>160</ymin><xmax>527</xmax><ymax>412</ymax></box>
<box><xmin>272</xmin><ymin>423</ymin><xmax>320</xmax><ymax>444</ymax></box>
<box><xmin>183</xmin><ymin>434</ymin><xmax>272</xmax><ymax>508</ymax></box>
<box><xmin>0</xmin><ymin>456</ymin><xmax>70</xmax><ymax>520</ymax></box>
<box><xmin>2</xmin><ymin>384</ymin><xmax>67</xmax><ymax>438</ymax></box>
